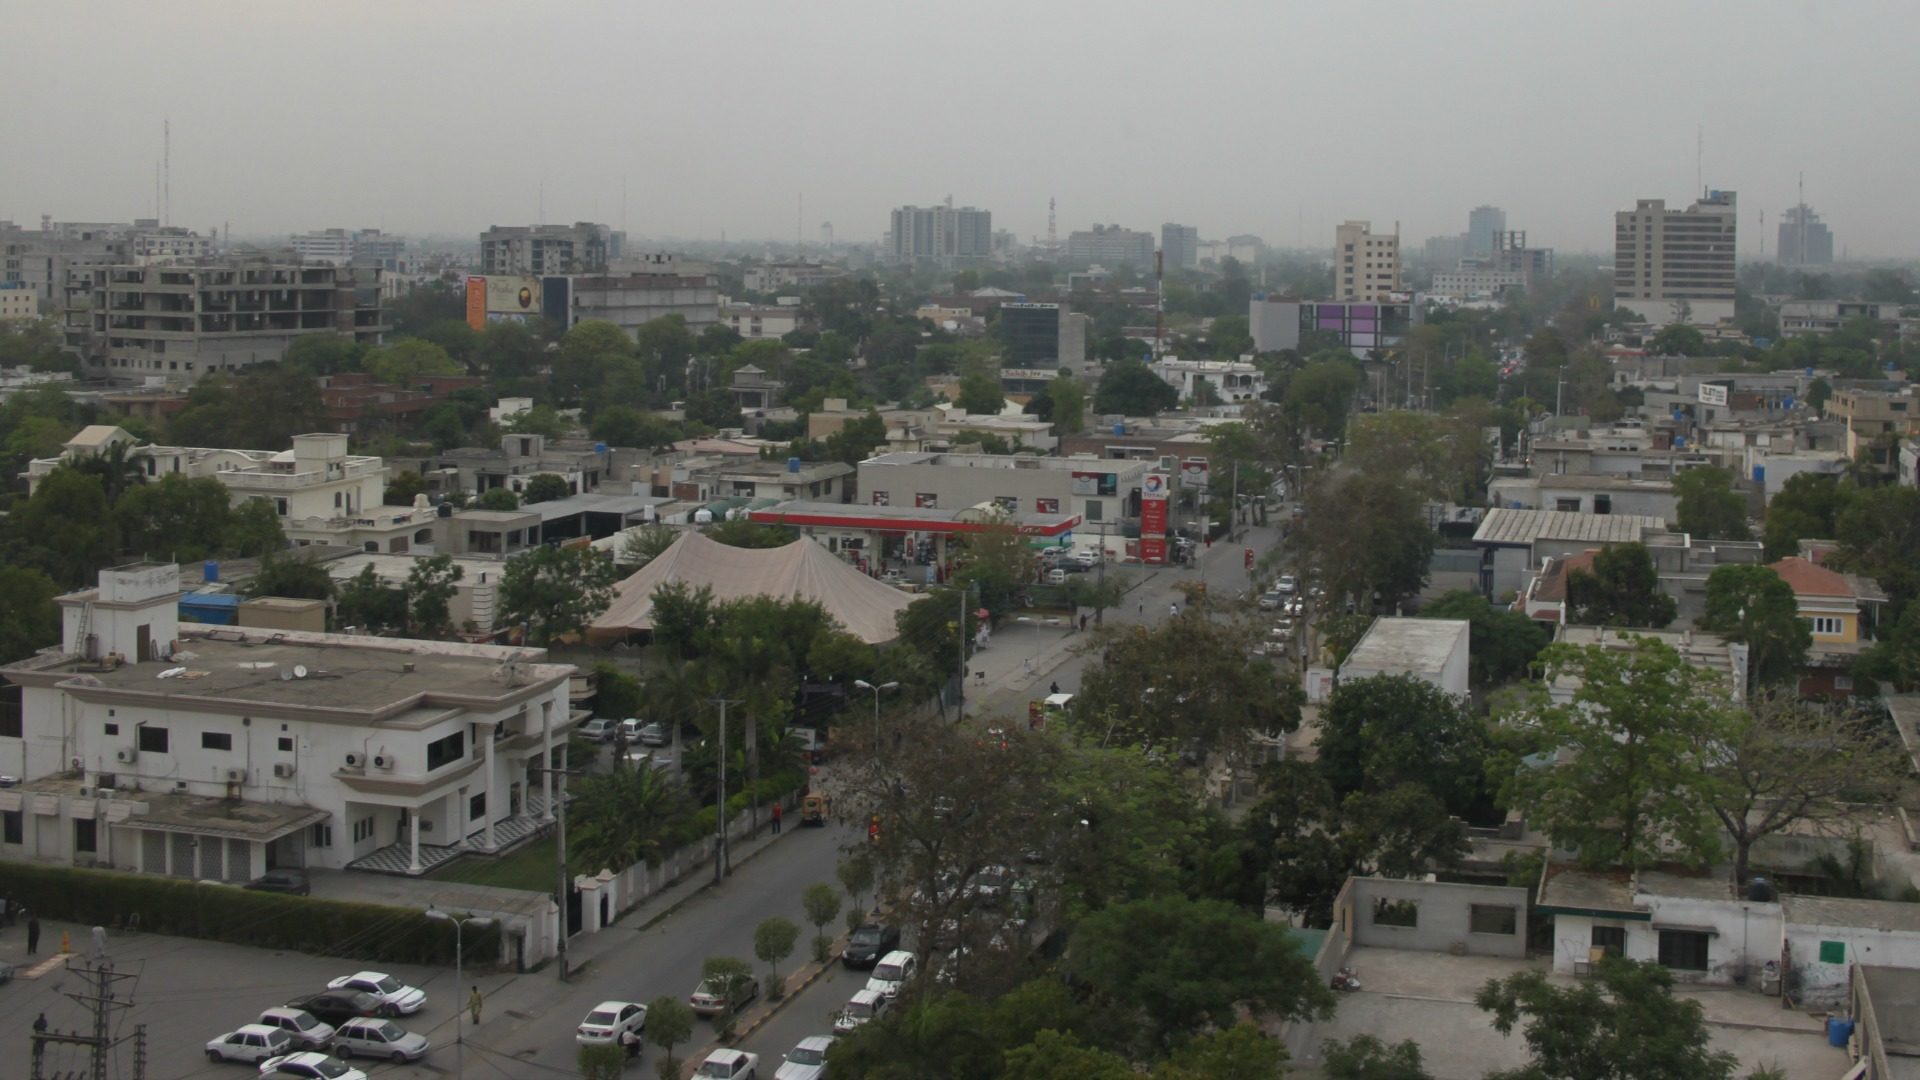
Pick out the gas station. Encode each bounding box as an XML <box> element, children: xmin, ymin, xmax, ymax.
<box><xmin>747</xmin><ymin>500</ymin><xmax>1083</xmax><ymax>581</ymax></box>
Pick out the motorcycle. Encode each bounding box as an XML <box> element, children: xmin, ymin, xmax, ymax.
<box><xmin>1330</xmin><ymin>967</ymin><xmax>1361</xmax><ymax>992</ymax></box>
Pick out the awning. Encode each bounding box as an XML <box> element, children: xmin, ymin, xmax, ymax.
<box><xmin>1651</xmin><ymin>922</ymin><xmax>1720</xmax><ymax>936</ymax></box>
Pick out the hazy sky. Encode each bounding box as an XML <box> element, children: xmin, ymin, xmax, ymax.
<box><xmin>4</xmin><ymin>0</ymin><xmax>1915</xmax><ymax>257</ymax></box>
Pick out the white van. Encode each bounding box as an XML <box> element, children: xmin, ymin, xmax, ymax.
<box><xmin>865</xmin><ymin>950</ymin><xmax>917</xmax><ymax>1000</ymax></box>
<box><xmin>832</xmin><ymin>988</ymin><xmax>889</xmax><ymax>1034</ymax></box>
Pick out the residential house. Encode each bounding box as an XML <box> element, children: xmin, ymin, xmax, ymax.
<box><xmin>1769</xmin><ymin>556</ymin><xmax>1886</xmax><ymax>697</ymax></box>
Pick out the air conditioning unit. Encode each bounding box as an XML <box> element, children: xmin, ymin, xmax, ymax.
<box><xmin>343</xmin><ymin>752</ymin><xmax>364</xmax><ymax>769</ymax></box>
<box><xmin>272</xmin><ymin>762</ymin><xmax>297</xmax><ymax>779</ymax></box>
<box><xmin>115</xmin><ymin>747</ymin><xmax>138</xmax><ymax>764</ymax></box>
<box><xmin>225</xmin><ymin>767</ymin><xmax>247</xmax><ymax>783</ymax></box>
<box><xmin>372</xmin><ymin>754</ymin><xmax>392</xmax><ymax>771</ymax></box>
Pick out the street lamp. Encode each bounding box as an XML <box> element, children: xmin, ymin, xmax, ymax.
<box><xmin>852</xmin><ymin>679</ymin><xmax>899</xmax><ymax>753</ymax></box>
<box><xmin>426</xmin><ymin>907</ymin><xmax>494</xmax><ymax>1080</ymax></box>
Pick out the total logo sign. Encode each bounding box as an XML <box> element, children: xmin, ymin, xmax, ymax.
<box><xmin>1142</xmin><ymin>473</ymin><xmax>1169</xmax><ymax>499</ymax></box>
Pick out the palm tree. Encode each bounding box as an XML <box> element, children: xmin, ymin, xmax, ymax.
<box><xmin>67</xmin><ymin>438</ymin><xmax>146</xmax><ymax>506</ymax></box>
<box><xmin>566</xmin><ymin>765</ymin><xmax>693</xmax><ymax>875</ymax></box>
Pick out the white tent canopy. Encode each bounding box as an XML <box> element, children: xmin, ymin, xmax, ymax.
<box><xmin>589</xmin><ymin>532</ymin><xmax>920</xmax><ymax>645</ymax></box>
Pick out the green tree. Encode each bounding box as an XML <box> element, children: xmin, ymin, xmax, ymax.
<box><xmin>1761</xmin><ymin>472</ymin><xmax>1850</xmax><ymax>559</ymax></box>
<box><xmin>1831</xmin><ymin>485</ymin><xmax>1920</xmax><ymax>616</ymax></box>
<box><xmin>1475</xmin><ymin>958</ymin><xmax>1738</xmax><ymax>1080</ymax></box>
<box><xmin>499</xmin><ymin>544</ymin><xmax>618</xmax><ymax>646</ymax></box>
<box><xmin>617</xmin><ymin>525</ymin><xmax>681</xmax><ymax>568</ymax></box>
<box><xmin>404</xmin><ymin>554</ymin><xmax>464</xmax><ymax>637</ymax></box>
<box><xmin>1066</xmin><ymin>895</ymin><xmax>1334</xmax><ymax>1053</ymax></box>
<box><xmin>1649</xmin><ymin>324</ymin><xmax>1708</xmax><ymax>356</ymax></box>
<box><xmin>553</xmin><ymin>320</ymin><xmax>635</xmax><ymax>400</ymax></box>
<box><xmin>505</xmin><ymin>403</ymin><xmax>568</xmax><ymax>438</ymax></box>
<box><xmin>753</xmin><ymin>917</ymin><xmax>800</xmax><ymax>998</ymax></box>
<box><xmin>1566</xmin><ymin>543</ymin><xmax>1676</xmax><ymax>628</ymax></box>
<box><xmin>836</xmin><ymin>852</ymin><xmax>876</xmax><ymax>929</ymax></box>
<box><xmin>1322</xmin><ymin>1035</ymin><xmax>1433</xmax><ymax>1080</ymax></box>
<box><xmin>1292</xmin><ymin>471</ymin><xmax>1434</xmax><ymax>613</ymax></box>
<box><xmin>1673</xmin><ymin>466</ymin><xmax>1751</xmax><ymax>541</ymax></box>
<box><xmin>364</xmin><ymin>338</ymin><xmax>461</xmax><ymax>387</ymax></box>
<box><xmin>1282</xmin><ymin>358</ymin><xmax>1363</xmax><ymax>440</ymax></box>
<box><xmin>1697</xmin><ymin>564</ymin><xmax>1810</xmax><ymax>689</ymax></box>
<box><xmin>591</xmin><ymin>405</ymin><xmax>682</xmax><ymax>450</ymax></box>
<box><xmin>115</xmin><ymin>474</ymin><xmax>233</xmax><ymax>562</ymax></box>
<box><xmin>568</xmin><ymin>764</ymin><xmax>692</xmax><ymax>874</ymax></box>
<box><xmin>336</xmin><ymin>564</ymin><xmax>406</xmax><ymax>632</ymax></box>
<box><xmin>474</xmin><ymin>488</ymin><xmax>521</xmax><ymax>511</ymax></box>
<box><xmin>1046</xmin><ymin>376</ymin><xmax>1087</xmax><ymax>434</ymax></box>
<box><xmin>474</xmin><ymin>320</ymin><xmax>544</xmax><ymax>381</ymax></box>
<box><xmin>384</xmin><ymin>469</ymin><xmax>427</xmax><ymax>506</ymax></box>
<box><xmin>955</xmin><ymin>372</ymin><xmax>1005</xmax><ymax>415</ymax></box>
<box><xmin>1498</xmin><ymin>638</ymin><xmax>1740</xmax><ymax>870</ymax></box>
<box><xmin>1153</xmin><ymin>1024</ymin><xmax>1290</xmax><ymax>1080</ymax></box>
<box><xmin>1000</xmin><ymin>1030</ymin><xmax>1134</xmax><ymax>1080</ymax></box>
<box><xmin>521</xmin><ymin>473</ymin><xmax>572</xmax><ymax>504</ymax></box>
<box><xmin>66</xmin><ymin>438</ymin><xmax>147</xmax><ymax>507</ymax></box>
<box><xmin>246</xmin><ymin>551</ymin><xmax>337</xmax><ymax>602</ymax></box>
<box><xmin>703</xmin><ymin>519</ymin><xmax>798</xmax><ymax>549</ymax></box>
<box><xmin>11</xmin><ymin>467</ymin><xmax>116</xmax><ymax>587</ymax></box>
<box><xmin>576</xmin><ymin>1042</ymin><xmax>625</xmax><ymax>1080</ymax></box>
<box><xmin>699</xmin><ymin>956</ymin><xmax>755</xmax><ymax>1035</ymax></box>
<box><xmin>953</xmin><ymin>522</ymin><xmax>1038</xmax><ymax>621</ymax></box>
<box><xmin>1317</xmin><ymin>674</ymin><xmax>1490</xmax><ymax>818</ymax></box>
<box><xmin>0</xmin><ymin>566</ymin><xmax>61</xmax><ymax>663</ymax></box>
<box><xmin>1092</xmin><ymin>359</ymin><xmax>1179</xmax><ymax>416</ymax></box>
<box><xmin>642</xmin><ymin>995</ymin><xmax>694</xmax><ymax>1074</ymax></box>
<box><xmin>801</xmin><ymin>882</ymin><xmax>843</xmax><ymax>961</ymax></box>
<box><xmin>1419</xmin><ymin>590</ymin><xmax>1549</xmax><ymax>688</ymax></box>
<box><xmin>1077</xmin><ymin>618</ymin><xmax>1303</xmax><ymax>761</ymax></box>
<box><xmin>166</xmin><ymin>366</ymin><xmax>325</xmax><ymax>450</ymax></box>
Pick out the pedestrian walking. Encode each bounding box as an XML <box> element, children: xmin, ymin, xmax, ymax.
<box><xmin>468</xmin><ymin>985</ymin><xmax>483</xmax><ymax>1025</ymax></box>
<box><xmin>1022</xmin><ymin>657</ymin><xmax>1033</xmax><ymax>677</ymax></box>
<box><xmin>771</xmin><ymin>801</ymin><xmax>783</xmax><ymax>834</ymax></box>
<box><xmin>1079</xmin><ymin>613</ymin><xmax>1089</xmax><ymax>632</ymax></box>
<box><xmin>1204</xmin><ymin>534</ymin><xmax>1212</xmax><ymax>549</ymax></box>
<box><xmin>1169</xmin><ymin>603</ymin><xmax>1179</xmax><ymax>618</ymax></box>
<box><xmin>26</xmin><ymin>914</ymin><xmax>40</xmax><ymax>954</ymax></box>
<box><xmin>33</xmin><ymin>1012</ymin><xmax>48</xmax><ymax>1033</ymax></box>
<box><xmin>1049</xmin><ymin>681</ymin><xmax>1061</xmax><ymax>695</ymax></box>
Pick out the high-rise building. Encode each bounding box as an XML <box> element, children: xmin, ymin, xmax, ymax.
<box><xmin>1612</xmin><ymin>191</ymin><xmax>1737</xmax><ymax>326</ymax></box>
<box><xmin>1777</xmin><ymin>204</ymin><xmax>1834</xmax><ymax>267</ymax></box>
<box><xmin>480</xmin><ymin>223</ymin><xmax>616</xmax><ymax>275</ymax></box>
<box><xmin>1161</xmin><ymin>224</ymin><xmax>1198</xmax><ymax>270</ymax></box>
<box><xmin>1065</xmin><ymin>224</ymin><xmax>1155</xmax><ymax>269</ymax></box>
<box><xmin>888</xmin><ymin>204</ymin><xmax>992</xmax><ymax>265</ymax></box>
<box><xmin>1333</xmin><ymin>221</ymin><xmax>1402</xmax><ymax>302</ymax></box>
<box><xmin>1467</xmin><ymin>205</ymin><xmax>1506</xmax><ymax>257</ymax></box>
<box><xmin>292</xmin><ymin>228</ymin><xmax>409</xmax><ymax>271</ymax></box>
<box><xmin>997</xmin><ymin>303</ymin><xmax>1090</xmax><ymax>371</ymax></box>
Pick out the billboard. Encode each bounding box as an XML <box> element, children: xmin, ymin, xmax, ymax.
<box><xmin>464</xmin><ymin>276</ymin><xmax>488</xmax><ymax>331</ymax></box>
<box><xmin>1140</xmin><ymin>495</ymin><xmax>1169</xmax><ymax>538</ymax></box>
<box><xmin>465</xmin><ymin>274</ymin><xmax>543</xmax><ymax>331</ymax></box>
<box><xmin>1698</xmin><ymin>382</ymin><xmax>1730</xmax><ymax>407</ymax></box>
<box><xmin>1180</xmin><ymin>457</ymin><xmax>1210</xmax><ymax>489</ymax></box>
<box><xmin>1139</xmin><ymin>537</ymin><xmax>1168</xmax><ymax>565</ymax></box>
<box><xmin>1070</xmin><ymin>471</ymin><xmax>1118</xmax><ymax>497</ymax></box>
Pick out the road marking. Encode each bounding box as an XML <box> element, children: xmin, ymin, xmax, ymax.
<box><xmin>14</xmin><ymin>953</ymin><xmax>74</xmax><ymax>979</ymax></box>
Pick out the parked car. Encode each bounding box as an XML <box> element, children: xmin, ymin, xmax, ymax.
<box><xmin>1276</xmin><ymin>575</ymin><xmax>1297</xmax><ymax>594</ymax></box>
<box><xmin>325</xmin><ymin>972</ymin><xmax>425</xmax><ymax>1015</ymax></box>
<box><xmin>1046</xmin><ymin>568</ymin><xmax>1067</xmax><ymax>585</ymax></box>
<box><xmin>1257</xmin><ymin>590</ymin><xmax>1283</xmax><ymax>611</ymax></box>
<box><xmin>831</xmin><ymin>988</ymin><xmax>890</xmax><ymax>1035</ymax></box>
<box><xmin>256</xmin><ymin>1052</ymin><xmax>367</xmax><ymax>1080</ymax></box>
<box><xmin>579</xmin><ymin>718</ymin><xmax>616</xmax><ymax>743</ymax></box>
<box><xmin>207</xmin><ymin>1024</ymin><xmax>294</xmax><ymax>1064</ymax></box>
<box><xmin>697</xmin><ymin>1048</ymin><xmax>760</xmax><ymax>1079</ymax></box>
<box><xmin>331</xmin><ymin>1017</ymin><xmax>429</xmax><ymax>1062</ymax></box>
<box><xmin>244</xmin><ymin>869</ymin><xmax>311</xmax><ymax>896</ymax></box>
<box><xmin>636</xmin><ymin>720</ymin><xmax>669</xmax><ymax>747</ymax></box>
<box><xmin>576</xmin><ymin>1000</ymin><xmax>647</xmax><ymax>1047</ymax></box>
<box><xmin>255</xmin><ymin>1007</ymin><xmax>335</xmax><ymax>1052</ymax></box>
<box><xmin>842</xmin><ymin>923</ymin><xmax>901</xmax><ymax>969</ymax></box>
<box><xmin>1072</xmin><ymin>548</ymin><xmax>1100</xmax><ymax>569</ymax></box>
<box><xmin>774</xmin><ymin>1035</ymin><xmax>835</xmax><ymax>1080</ymax></box>
<box><xmin>0</xmin><ymin>959</ymin><xmax>14</xmax><ymax>984</ymax></box>
<box><xmin>865</xmin><ymin>950</ymin><xmax>917</xmax><ymax>1000</ymax></box>
<box><xmin>285</xmin><ymin>991</ymin><xmax>396</xmax><ymax>1026</ymax></box>
<box><xmin>619</xmin><ymin>717</ymin><xmax>647</xmax><ymax>742</ymax></box>
<box><xmin>688</xmin><ymin>973</ymin><xmax>758</xmax><ymax>1017</ymax></box>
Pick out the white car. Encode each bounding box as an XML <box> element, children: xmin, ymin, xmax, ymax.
<box><xmin>331</xmin><ymin>1017</ymin><xmax>429</xmax><ymax>1063</ymax></box>
<box><xmin>1276</xmin><ymin>575</ymin><xmax>1297</xmax><ymax>594</ymax></box>
<box><xmin>697</xmin><ymin>1048</ymin><xmax>760</xmax><ymax>1079</ymax></box>
<box><xmin>619</xmin><ymin>717</ymin><xmax>647</xmax><ymax>741</ymax></box>
<box><xmin>1072</xmin><ymin>548</ymin><xmax>1100</xmax><ymax>568</ymax></box>
<box><xmin>1257</xmin><ymin>590</ymin><xmax>1283</xmax><ymax>611</ymax></box>
<box><xmin>578</xmin><ymin>718</ymin><xmax>616</xmax><ymax>742</ymax></box>
<box><xmin>256</xmin><ymin>1007</ymin><xmax>335</xmax><ymax>1052</ymax></box>
<box><xmin>257</xmin><ymin>1052</ymin><xmax>368</xmax><ymax>1080</ymax></box>
<box><xmin>577</xmin><ymin>1000</ymin><xmax>648</xmax><ymax>1046</ymax></box>
<box><xmin>865</xmin><ymin>950</ymin><xmax>917</xmax><ymax>1000</ymax></box>
<box><xmin>325</xmin><ymin>972</ymin><xmax>425</xmax><ymax>1015</ymax></box>
<box><xmin>774</xmin><ymin>1035</ymin><xmax>835</xmax><ymax>1080</ymax></box>
<box><xmin>832</xmin><ymin>988</ymin><xmax>889</xmax><ymax>1034</ymax></box>
<box><xmin>207</xmin><ymin>1024</ymin><xmax>293</xmax><ymax>1064</ymax></box>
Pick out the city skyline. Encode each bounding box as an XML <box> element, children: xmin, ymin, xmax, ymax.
<box><xmin>1</xmin><ymin>1</ymin><xmax>1915</xmax><ymax>257</ymax></box>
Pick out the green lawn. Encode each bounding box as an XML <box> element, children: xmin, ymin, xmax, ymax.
<box><xmin>427</xmin><ymin>836</ymin><xmax>560</xmax><ymax>893</ymax></box>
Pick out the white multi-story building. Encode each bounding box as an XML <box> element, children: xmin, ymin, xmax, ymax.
<box><xmin>888</xmin><ymin>204</ymin><xmax>992</xmax><ymax>265</ymax></box>
<box><xmin>1613</xmin><ymin>191</ymin><xmax>1738</xmax><ymax>326</ymax></box>
<box><xmin>27</xmin><ymin>428</ymin><xmax>438</xmax><ymax>553</ymax></box>
<box><xmin>720</xmin><ymin>300</ymin><xmax>802</xmax><ymax>340</ymax></box>
<box><xmin>743</xmin><ymin>261</ymin><xmax>845</xmax><ymax>293</ymax></box>
<box><xmin>1334</xmin><ymin>220</ymin><xmax>1402</xmax><ymax>302</ymax></box>
<box><xmin>1430</xmin><ymin>266</ymin><xmax>1527</xmax><ymax>300</ymax></box>
<box><xmin>1151</xmin><ymin>357</ymin><xmax>1268</xmax><ymax>413</ymax></box>
<box><xmin>858</xmin><ymin>451</ymin><xmax>1149</xmax><ymax>548</ymax></box>
<box><xmin>0</xmin><ymin>563</ymin><xmax>582</xmax><ymax>883</ymax></box>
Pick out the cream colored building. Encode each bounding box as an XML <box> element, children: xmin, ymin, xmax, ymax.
<box><xmin>1334</xmin><ymin>220</ymin><xmax>1402</xmax><ymax>301</ymax></box>
<box><xmin>1612</xmin><ymin>192</ymin><xmax>1738</xmax><ymax>326</ymax></box>
<box><xmin>0</xmin><ymin>283</ymin><xmax>38</xmax><ymax>320</ymax></box>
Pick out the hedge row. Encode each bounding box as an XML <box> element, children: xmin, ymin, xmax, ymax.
<box><xmin>1</xmin><ymin>862</ymin><xmax>498</xmax><ymax>965</ymax></box>
<box><xmin>672</xmin><ymin>768</ymin><xmax>807</xmax><ymax>850</ymax></box>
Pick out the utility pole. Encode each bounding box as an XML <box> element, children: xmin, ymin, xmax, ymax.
<box><xmin>30</xmin><ymin>952</ymin><xmax>143</xmax><ymax>1080</ymax></box>
<box><xmin>525</xmin><ymin>754</ymin><xmax>577</xmax><ymax>981</ymax></box>
<box><xmin>711</xmin><ymin>698</ymin><xmax>741</xmax><ymax>882</ymax></box>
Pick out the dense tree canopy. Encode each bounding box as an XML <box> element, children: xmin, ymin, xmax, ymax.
<box><xmin>1673</xmin><ymin>466</ymin><xmax>1751</xmax><ymax>541</ymax></box>
<box><xmin>1566</xmin><ymin>543</ymin><xmax>1675</xmax><ymax>628</ymax></box>
<box><xmin>1092</xmin><ymin>359</ymin><xmax>1179</xmax><ymax>416</ymax></box>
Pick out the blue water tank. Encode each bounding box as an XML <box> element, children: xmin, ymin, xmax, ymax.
<box><xmin>1805</xmin><ymin>366</ymin><xmax>1815</xmax><ymax>377</ymax></box>
<box><xmin>1113</xmin><ymin>423</ymin><xmax>1125</xmax><ymax>436</ymax></box>
<box><xmin>1827</xmin><ymin>1018</ymin><xmax>1855</xmax><ymax>1047</ymax></box>
<box><xmin>787</xmin><ymin>456</ymin><xmax>801</xmax><ymax>473</ymax></box>
<box><xmin>203</xmin><ymin>560</ymin><xmax>219</xmax><ymax>583</ymax></box>
<box><xmin>594</xmin><ymin>442</ymin><xmax>608</xmax><ymax>454</ymax></box>
<box><xmin>1753</xmin><ymin>464</ymin><xmax>1766</xmax><ymax>486</ymax></box>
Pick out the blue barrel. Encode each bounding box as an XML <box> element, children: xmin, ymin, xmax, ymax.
<box><xmin>203</xmin><ymin>560</ymin><xmax>219</xmax><ymax>583</ymax></box>
<box><xmin>1827</xmin><ymin>1017</ymin><xmax>1855</xmax><ymax>1047</ymax></box>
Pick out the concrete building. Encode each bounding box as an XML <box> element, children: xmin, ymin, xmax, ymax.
<box><xmin>858</xmin><ymin>451</ymin><xmax>1149</xmax><ymax>552</ymax></box>
<box><xmin>888</xmin><ymin>204</ymin><xmax>992</xmax><ymax>265</ymax></box>
<box><xmin>743</xmin><ymin>261</ymin><xmax>844</xmax><ymax>293</ymax></box>
<box><xmin>70</xmin><ymin>257</ymin><xmax>385</xmax><ymax>382</ymax></box>
<box><xmin>1334</xmin><ymin>221</ymin><xmax>1402</xmax><ymax>302</ymax></box>
<box><xmin>1776</xmin><ymin>203</ymin><xmax>1834</xmax><ymax>267</ymax></box>
<box><xmin>291</xmin><ymin>228</ymin><xmax>407</xmax><ymax>270</ymax></box>
<box><xmin>1430</xmin><ymin>267</ymin><xmax>1526</xmax><ymax>300</ymax></box>
<box><xmin>1487</xmin><ymin>473</ymin><xmax>1681</xmax><ymax>525</ymax></box>
<box><xmin>997</xmin><ymin>303</ymin><xmax>1089</xmax><ymax>370</ymax></box>
<box><xmin>1826</xmin><ymin>386</ymin><xmax>1919</xmax><ymax>474</ymax></box>
<box><xmin>1491</xmin><ymin>230</ymin><xmax>1554</xmax><ymax>284</ymax></box>
<box><xmin>1151</xmin><ymin>358</ymin><xmax>1268</xmax><ymax>412</ymax></box>
<box><xmin>719</xmin><ymin>301</ymin><xmax>802</xmax><ymax>340</ymax></box>
<box><xmin>1471</xmin><ymin>507</ymin><xmax>1670</xmax><ymax>599</ymax></box>
<box><xmin>747</xmin><ymin>500</ymin><xmax>1078</xmax><ymax>572</ymax></box>
<box><xmin>0</xmin><ymin>562</ymin><xmax>580</xmax><ymax>881</ymax></box>
<box><xmin>1770</xmin><ymin>556</ymin><xmax>1886</xmax><ymax>697</ymax></box>
<box><xmin>1779</xmin><ymin>300</ymin><xmax>1912</xmax><ymax>339</ymax></box>
<box><xmin>0</xmin><ymin>282</ymin><xmax>36</xmax><ymax>320</ymax></box>
<box><xmin>1852</xmin><ymin>965</ymin><xmax>1920</xmax><ymax>1079</ymax></box>
<box><xmin>1065</xmin><ymin>224</ymin><xmax>1155</xmax><ymax>270</ymax></box>
<box><xmin>392</xmin><ymin>433</ymin><xmax>611</xmax><ymax>502</ymax></box>
<box><xmin>1250</xmin><ymin>297</ymin><xmax>1418</xmax><ymax>357</ymax></box>
<box><xmin>1161</xmin><ymin>223</ymin><xmax>1199</xmax><ymax>270</ymax></box>
<box><xmin>1467</xmin><ymin>205</ymin><xmax>1506</xmax><ymax>257</ymax></box>
<box><xmin>479</xmin><ymin>222</ymin><xmax>616</xmax><ymax>275</ymax></box>
<box><xmin>1613</xmin><ymin>192</ymin><xmax>1738</xmax><ymax>325</ymax></box>
<box><xmin>1335</xmin><ymin>617</ymin><xmax>1470</xmax><ymax>698</ymax></box>
<box><xmin>561</xmin><ymin>270</ymin><xmax>719</xmax><ymax>334</ymax></box>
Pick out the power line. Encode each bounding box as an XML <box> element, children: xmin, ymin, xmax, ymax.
<box><xmin>30</xmin><ymin>949</ymin><xmax>144</xmax><ymax>1080</ymax></box>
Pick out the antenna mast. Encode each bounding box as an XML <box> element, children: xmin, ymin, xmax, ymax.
<box><xmin>163</xmin><ymin>116</ymin><xmax>171</xmax><ymax>226</ymax></box>
<box><xmin>1047</xmin><ymin>196</ymin><xmax>1056</xmax><ymax>254</ymax></box>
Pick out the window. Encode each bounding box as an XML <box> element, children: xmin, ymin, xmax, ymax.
<box><xmin>1554</xmin><ymin>497</ymin><xmax>1582</xmax><ymax>512</ymax></box>
<box><xmin>1657</xmin><ymin>929</ymin><xmax>1710</xmax><ymax>971</ymax></box>
<box><xmin>1084</xmin><ymin>500</ymin><xmax>1103</xmax><ymax>522</ymax></box>
<box><xmin>2</xmin><ymin>809</ymin><xmax>21</xmax><ymax>845</ymax></box>
<box><xmin>0</xmin><ymin>684</ymin><xmax>20</xmax><ymax>738</ymax></box>
<box><xmin>426</xmin><ymin>731</ymin><xmax>466</xmax><ymax>771</ymax></box>
<box><xmin>1470</xmin><ymin>904</ymin><xmax>1518</xmax><ymax>936</ymax></box>
<box><xmin>1371</xmin><ymin>897</ymin><xmax>1419</xmax><ymax>928</ymax></box>
<box><xmin>1807</xmin><ymin>616</ymin><xmax>1843</xmax><ymax>636</ymax></box>
<box><xmin>201</xmin><ymin>732</ymin><xmax>233</xmax><ymax>752</ymax></box>
<box><xmin>104</xmin><ymin>722</ymin><xmax>119</xmax><ymax>736</ymax></box>
<box><xmin>309</xmin><ymin>823</ymin><xmax>333</xmax><ymax>848</ymax></box>
<box><xmin>1592</xmin><ymin>494</ymin><xmax>1612</xmax><ymax>515</ymax></box>
<box><xmin>353</xmin><ymin>817</ymin><xmax>375</xmax><ymax>843</ymax></box>
<box><xmin>1834</xmin><ymin>675</ymin><xmax>1855</xmax><ymax>691</ymax></box>
<box><xmin>469</xmin><ymin>792</ymin><xmax>487</xmax><ymax>821</ymax></box>
<box><xmin>73</xmin><ymin>817</ymin><xmax>96</xmax><ymax>854</ymax></box>
<box><xmin>278</xmin><ymin>737</ymin><xmax>294</xmax><ymax>752</ymax></box>
<box><xmin>1592</xmin><ymin>925</ymin><xmax>1626</xmax><ymax>958</ymax></box>
<box><xmin>1819</xmin><ymin>940</ymin><xmax>1846</xmax><ymax>964</ymax></box>
<box><xmin>137</xmin><ymin>726</ymin><xmax>169</xmax><ymax>753</ymax></box>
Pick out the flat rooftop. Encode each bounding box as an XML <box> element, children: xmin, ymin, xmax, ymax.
<box><xmin>1783</xmin><ymin>896</ymin><xmax>1920</xmax><ymax>934</ymax></box>
<box><xmin>1537</xmin><ymin>864</ymin><xmax>1640</xmax><ymax>915</ymax></box>
<box><xmin>749</xmin><ymin>500</ymin><xmax>1078</xmax><ymax>535</ymax></box>
<box><xmin>2</xmin><ymin>629</ymin><xmax>569</xmax><ymax>721</ymax></box>
<box><xmin>864</xmin><ymin>451</ymin><xmax>1142</xmax><ymax>473</ymax></box>
<box><xmin>1342</xmin><ymin>617</ymin><xmax>1468</xmax><ymax>675</ymax></box>
<box><xmin>21</xmin><ymin>773</ymin><xmax>325</xmax><ymax>842</ymax></box>
<box><xmin>1473</xmin><ymin>507</ymin><xmax>1668</xmax><ymax>547</ymax></box>
<box><xmin>528</xmin><ymin>492</ymin><xmax>669</xmax><ymax>522</ymax></box>
<box><xmin>1859</xmin><ymin>966</ymin><xmax>1920</xmax><ymax>1060</ymax></box>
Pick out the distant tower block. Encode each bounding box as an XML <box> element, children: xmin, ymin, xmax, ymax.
<box><xmin>820</xmin><ymin>222</ymin><xmax>833</xmax><ymax>249</ymax></box>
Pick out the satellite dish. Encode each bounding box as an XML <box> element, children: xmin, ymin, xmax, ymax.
<box><xmin>293</xmin><ymin>665</ymin><xmax>308</xmax><ymax>679</ymax></box>
<box><xmin>279</xmin><ymin>670</ymin><xmax>293</xmax><ymax>682</ymax></box>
